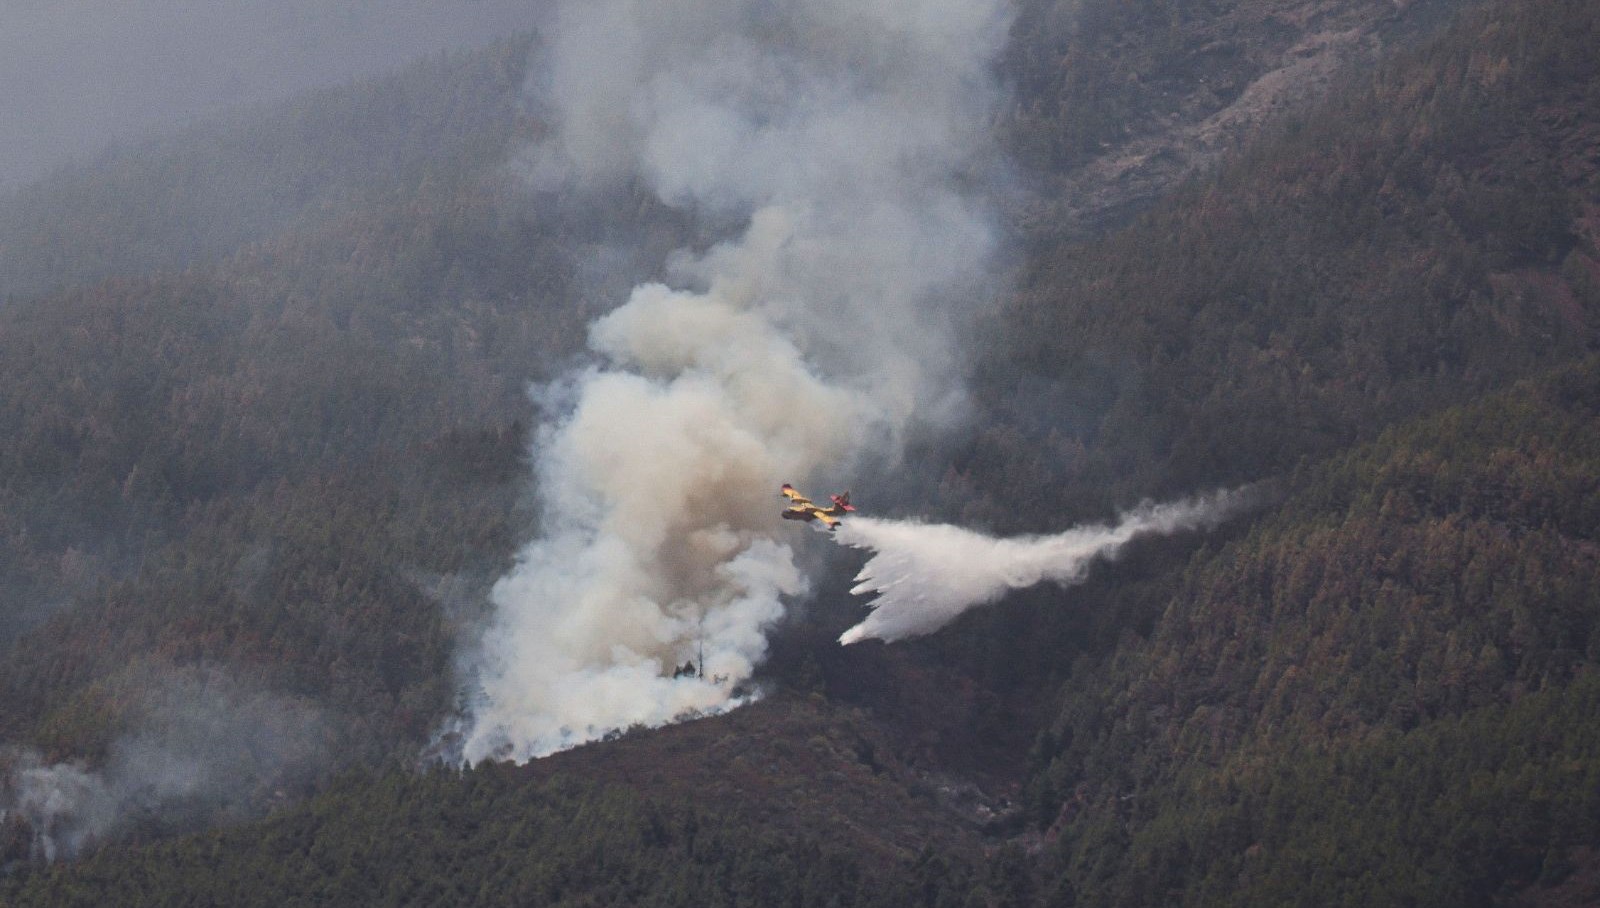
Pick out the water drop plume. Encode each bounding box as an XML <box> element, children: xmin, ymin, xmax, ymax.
<box><xmin>835</xmin><ymin>490</ymin><xmax>1253</xmax><ymax>645</ymax></box>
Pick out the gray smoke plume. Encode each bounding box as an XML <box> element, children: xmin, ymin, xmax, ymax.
<box><xmin>836</xmin><ymin>490</ymin><xmax>1253</xmax><ymax>645</ymax></box>
<box><xmin>1</xmin><ymin>672</ymin><xmax>327</xmax><ymax>863</ymax></box>
<box><xmin>1</xmin><ymin>754</ymin><xmax>113</xmax><ymax>864</ymax></box>
<box><xmin>459</xmin><ymin>0</ymin><xmax>1012</xmax><ymax>763</ymax></box>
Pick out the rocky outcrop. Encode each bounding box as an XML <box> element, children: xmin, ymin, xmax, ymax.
<box><xmin>1008</xmin><ymin>0</ymin><xmax>1469</xmax><ymax>238</ymax></box>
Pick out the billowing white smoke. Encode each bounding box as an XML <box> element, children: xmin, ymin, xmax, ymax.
<box><xmin>836</xmin><ymin>490</ymin><xmax>1252</xmax><ymax>645</ymax></box>
<box><xmin>460</xmin><ymin>0</ymin><xmax>1011</xmax><ymax>763</ymax></box>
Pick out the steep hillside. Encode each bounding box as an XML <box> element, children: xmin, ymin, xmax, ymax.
<box><xmin>0</xmin><ymin>177</ymin><xmax>596</xmax><ymax>753</ymax></box>
<box><xmin>1004</xmin><ymin>0</ymin><xmax>1467</xmax><ymax>236</ymax></box>
<box><xmin>0</xmin><ymin>29</ymin><xmax>707</xmax><ymax>861</ymax></box>
<box><xmin>966</xmin><ymin>0</ymin><xmax>1600</xmax><ymax>528</ymax></box>
<box><xmin>16</xmin><ymin>332</ymin><xmax>1599</xmax><ymax>904</ymax></box>
<box><xmin>0</xmin><ymin>0</ymin><xmax>1597</xmax><ymax>902</ymax></box>
<box><xmin>1029</xmin><ymin>355</ymin><xmax>1600</xmax><ymax>906</ymax></box>
<box><xmin>2</xmin><ymin>696</ymin><xmax>1006</xmax><ymax>907</ymax></box>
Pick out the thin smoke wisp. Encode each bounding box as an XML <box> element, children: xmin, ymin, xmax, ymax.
<box><xmin>0</xmin><ymin>673</ymin><xmax>327</xmax><ymax>862</ymax></box>
<box><xmin>835</xmin><ymin>490</ymin><xmax>1253</xmax><ymax>645</ymax></box>
<box><xmin>457</xmin><ymin>0</ymin><xmax>1012</xmax><ymax>763</ymax></box>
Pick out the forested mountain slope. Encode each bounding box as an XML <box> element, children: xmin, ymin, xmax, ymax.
<box><xmin>965</xmin><ymin>0</ymin><xmax>1600</xmax><ymax>527</ymax></box>
<box><xmin>2</xmin><ymin>0</ymin><xmax>1600</xmax><ymax>903</ymax></box>
<box><xmin>0</xmin><ymin>182</ymin><xmax>586</xmax><ymax>761</ymax></box>
<box><xmin>1029</xmin><ymin>356</ymin><xmax>1600</xmax><ymax>906</ymax></box>
<box><xmin>0</xmin><ymin>20</ymin><xmax>674</xmax><ymax>866</ymax></box>
<box><xmin>1004</xmin><ymin>0</ymin><xmax>1467</xmax><ymax>236</ymax></box>
<box><xmin>3</xmin><ymin>695</ymin><xmax>1007</xmax><ymax>907</ymax></box>
<box><xmin>13</xmin><ymin>356</ymin><xmax>1598</xmax><ymax>904</ymax></box>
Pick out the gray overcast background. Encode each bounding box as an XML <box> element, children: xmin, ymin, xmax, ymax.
<box><xmin>0</xmin><ymin>0</ymin><xmax>546</xmax><ymax>190</ymax></box>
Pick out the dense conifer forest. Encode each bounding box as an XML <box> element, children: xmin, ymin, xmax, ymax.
<box><xmin>2</xmin><ymin>0</ymin><xmax>1599</xmax><ymax>904</ymax></box>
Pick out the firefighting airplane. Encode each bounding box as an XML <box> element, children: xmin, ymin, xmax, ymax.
<box><xmin>780</xmin><ymin>483</ymin><xmax>855</xmax><ymax>530</ymax></box>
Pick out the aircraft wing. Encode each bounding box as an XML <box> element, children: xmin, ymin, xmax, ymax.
<box><xmin>780</xmin><ymin>483</ymin><xmax>848</xmax><ymax>530</ymax></box>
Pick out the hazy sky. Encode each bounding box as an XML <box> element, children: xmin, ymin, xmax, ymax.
<box><xmin>0</xmin><ymin>0</ymin><xmax>545</xmax><ymax>189</ymax></box>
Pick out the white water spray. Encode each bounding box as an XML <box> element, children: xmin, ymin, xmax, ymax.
<box><xmin>836</xmin><ymin>490</ymin><xmax>1252</xmax><ymax>645</ymax></box>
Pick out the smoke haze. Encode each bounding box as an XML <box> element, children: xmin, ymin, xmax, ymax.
<box><xmin>459</xmin><ymin>0</ymin><xmax>1012</xmax><ymax>763</ymax></box>
<box><xmin>836</xmin><ymin>490</ymin><xmax>1254</xmax><ymax>645</ymax></box>
<box><xmin>1</xmin><ymin>672</ymin><xmax>327</xmax><ymax>862</ymax></box>
<box><xmin>0</xmin><ymin>0</ymin><xmax>543</xmax><ymax>190</ymax></box>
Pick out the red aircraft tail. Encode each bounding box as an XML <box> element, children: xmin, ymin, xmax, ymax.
<box><xmin>831</xmin><ymin>492</ymin><xmax>854</xmax><ymax>511</ymax></box>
